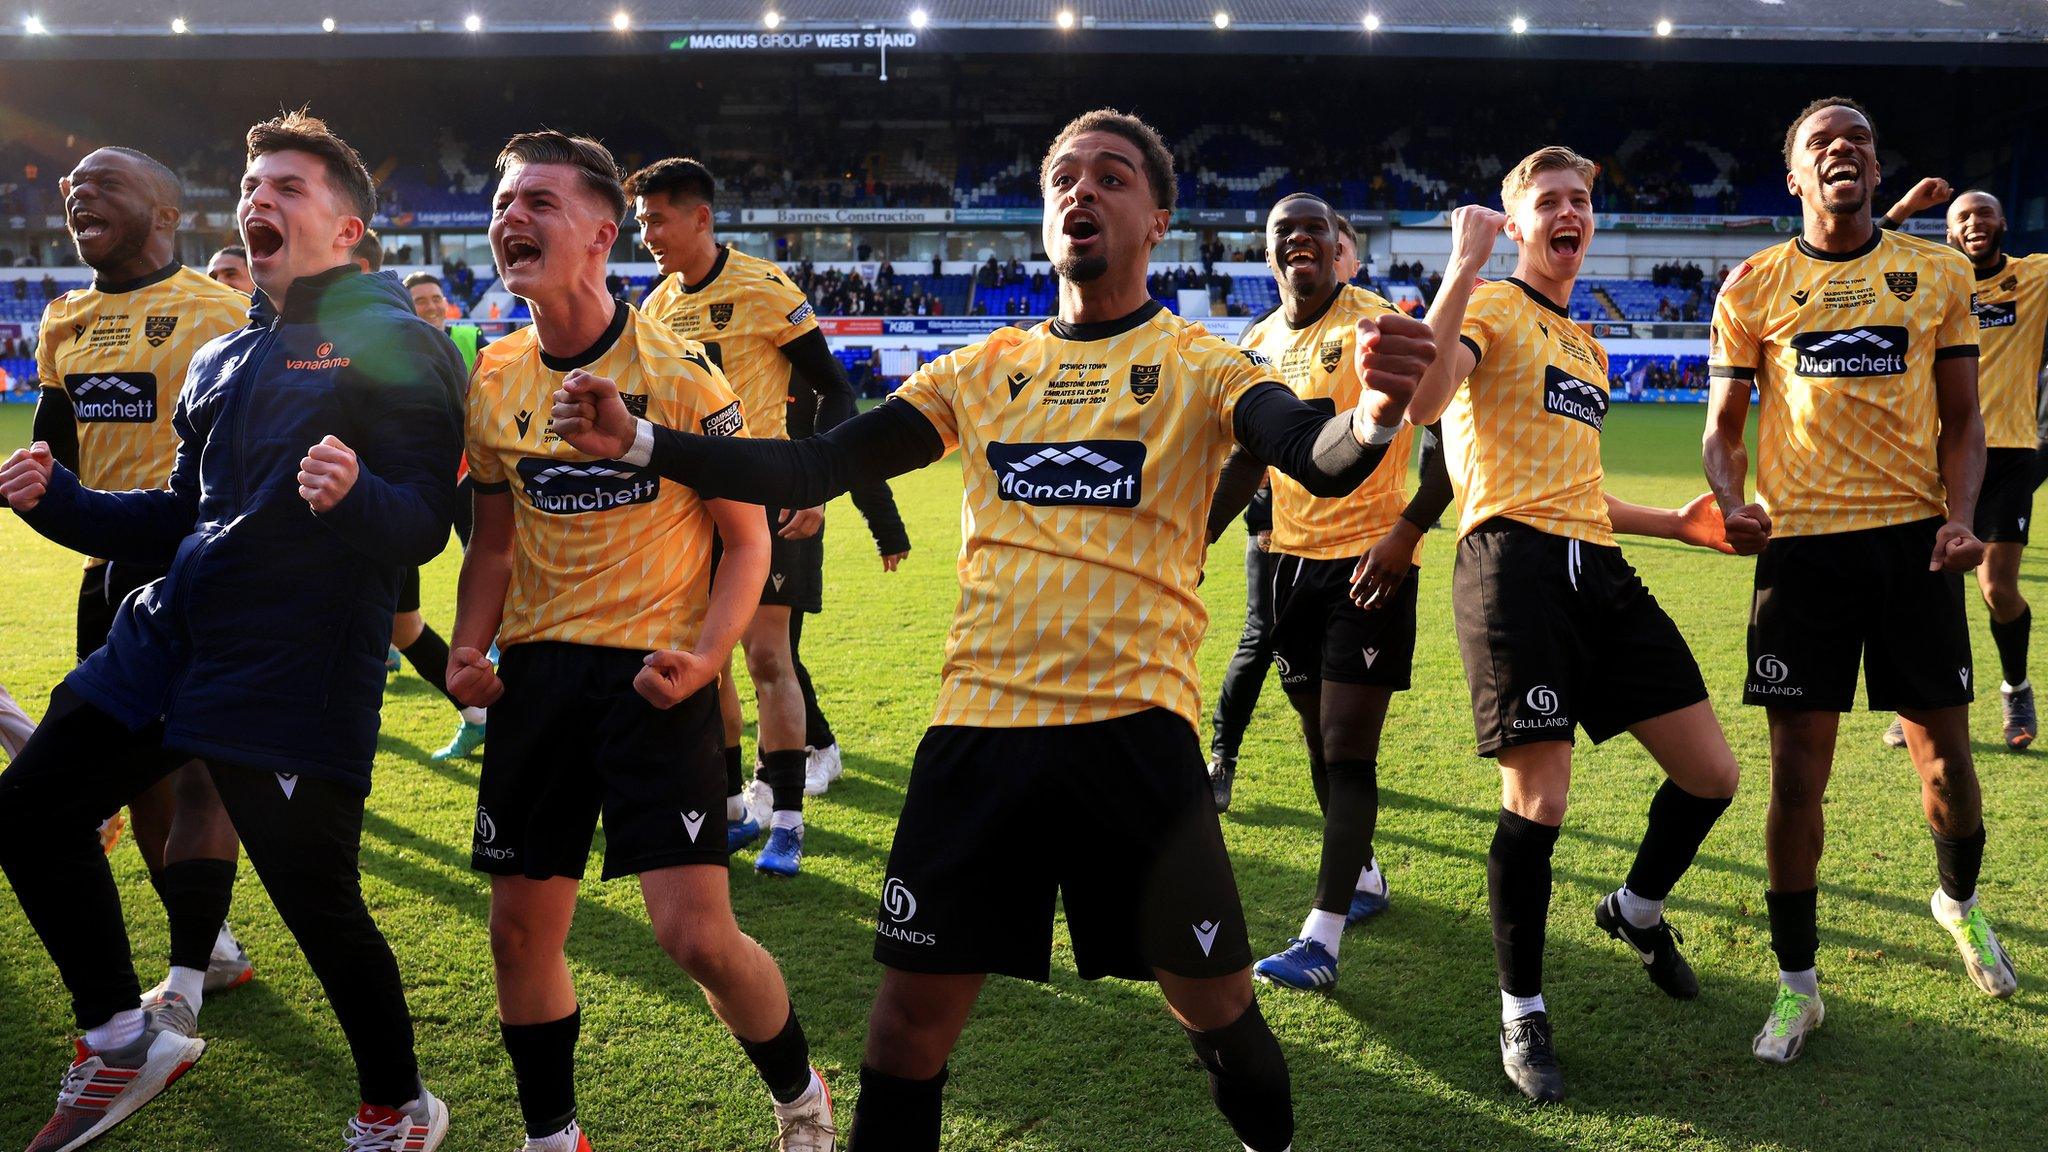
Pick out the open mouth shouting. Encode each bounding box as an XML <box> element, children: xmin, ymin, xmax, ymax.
<box><xmin>243</xmin><ymin>216</ymin><xmax>285</xmax><ymax>261</ymax></box>
<box><xmin>1548</xmin><ymin>225</ymin><xmax>1583</xmax><ymax>259</ymax></box>
<box><xmin>1822</xmin><ymin>159</ymin><xmax>1863</xmax><ymax>192</ymax></box>
<box><xmin>68</xmin><ymin>208</ymin><xmax>110</xmax><ymax>243</ymax></box>
<box><xmin>500</xmin><ymin>235</ymin><xmax>543</xmax><ymax>273</ymax></box>
<box><xmin>1061</xmin><ymin>209</ymin><xmax>1102</xmax><ymax>252</ymax></box>
<box><xmin>1283</xmin><ymin>242</ymin><xmax>1320</xmax><ymax>270</ymax></box>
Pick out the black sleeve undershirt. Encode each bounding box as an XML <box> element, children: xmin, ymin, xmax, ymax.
<box><xmin>647</xmin><ymin>396</ymin><xmax>944</xmax><ymax>508</ymax></box>
<box><xmin>33</xmin><ymin>387</ymin><xmax>80</xmax><ymax>475</ymax></box>
<box><xmin>777</xmin><ymin>328</ymin><xmax>912</xmax><ymax>554</ymax></box>
<box><xmin>1228</xmin><ymin>382</ymin><xmax>1391</xmax><ymax>499</ymax></box>
<box><xmin>1400</xmin><ymin>422</ymin><xmax>1455</xmax><ymax>533</ymax></box>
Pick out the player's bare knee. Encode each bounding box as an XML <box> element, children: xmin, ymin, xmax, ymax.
<box><xmin>653</xmin><ymin>911</ymin><xmax>731</xmax><ymax>979</ymax></box>
<box><xmin>391</xmin><ymin>610</ymin><xmax>425</xmax><ymax>650</ymax></box>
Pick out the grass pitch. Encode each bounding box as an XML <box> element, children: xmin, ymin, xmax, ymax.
<box><xmin>2</xmin><ymin>402</ymin><xmax>2043</xmax><ymax>1151</ymax></box>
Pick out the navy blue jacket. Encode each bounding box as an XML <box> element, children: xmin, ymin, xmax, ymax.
<box><xmin>21</xmin><ymin>266</ymin><xmax>466</xmax><ymax>792</ymax></box>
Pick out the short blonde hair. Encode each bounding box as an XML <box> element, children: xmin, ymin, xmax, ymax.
<box><xmin>1500</xmin><ymin>146</ymin><xmax>1599</xmax><ymax>210</ymax></box>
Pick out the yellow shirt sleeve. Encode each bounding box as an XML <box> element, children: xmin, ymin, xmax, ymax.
<box><xmin>1708</xmin><ymin>267</ymin><xmax>1762</xmax><ymax>376</ymax></box>
<box><xmin>760</xmin><ymin>275</ymin><xmax>820</xmax><ymax>349</ymax></box>
<box><xmin>465</xmin><ymin>372</ymin><xmax>507</xmax><ymax>486</ymax></box>
<box><xmin>1460</xmin><ymin>282</ymin><xmax>1508</xmax><ymax>364</ymax></box>
<box><xmin>1937</xmin><ymin>257</ymin><xmax>1979</xmax><ymax>357</ymax></box>
<box><xmin>35</xmin><ymin>306</ymin><xmax>60</xmax><ymax>391</ymax></box>
<box><xmin>892</xmin><ymin>357</ymin><xmax>960</xmax><ymax>453</ymax></box>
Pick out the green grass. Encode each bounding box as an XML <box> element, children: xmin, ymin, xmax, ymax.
<box><xmin>1</xmin><ymin>401</ymin><xmax>2043</xmax><ymax>1152</ymax></box>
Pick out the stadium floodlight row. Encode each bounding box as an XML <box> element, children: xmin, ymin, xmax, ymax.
<box><xmin>14</xmin><ymin>0</ymin><xmax>2048</xmax><ymax>44</ymax></box>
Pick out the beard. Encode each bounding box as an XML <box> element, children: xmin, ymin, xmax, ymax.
<box><xmin>1052</xmin><ymin>252</ymin><xmax>1108</xmax><ymax>283</ymax></box>
<box><xmin>1820</xmin><ymin>186</ymin><xmax>1869</xmax><ymax>217</ymax></box>
<box><xmin>1967</xmin><ymin>223</ymin><xmax>2007</xmax><ymax>260</ymax></box>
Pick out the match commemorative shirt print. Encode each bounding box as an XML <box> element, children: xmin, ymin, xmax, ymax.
<box><xmin>1710</xmin><ymin>229</ymin><xmax>1977</xmax><ymax>536</ymax></box>
<box><xmin>466</xmin><ymin>304</ymin><xmax>745</xmax><ymax>651</ymax></box>
<box><xmin>1444</xmin><ymin>278</ymin><xmax>1614</xmax><ymax>546</ymax></box>
<box><xmin>891</xmin><ymin>306</ymin><xmax>1279</xmax><ymax>729</ymax></box>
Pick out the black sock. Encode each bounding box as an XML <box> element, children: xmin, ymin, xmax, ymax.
<box><xmin>1932</xmin><ymin>823</ymin><xmax>1987</xmax><ymax>903</ymax></box>
<box><xmin>1990</xmin><ymin>606</ymin><xmax>2031</xmax><ymax>687</ymax></box>
<box><xmin>1487</xmin><ymin>808</ymin><xmax>1560</xmax><ymax>997</ymax></box>
<box><xmin>1766</xmin><ymin>888</ymin><xmax>1820</xmax><ymax>973</ymax></box>
<box><xmin>724</xmin><ymin>744</ymin><xmax>744</xmax><ymax>800</ymax></box>
<box><xmin>1624</xmin><ymin>780</ymin><xmax>1733</xmax><ymax>902</ymax></box>
<box><xmin>154</xmin><ymin>857</ymin><xmax>236</xmax><ymax>972</ymax></box>
<box><xmin>789</xmin><ymin>612</ymin><xmax>836</xmax><ymax>749</ymax></box>
<box><xmin>400</xmin><ymin>624</ymin><xmax>458</xmax><ymax>708</ymax></box>
<box><xmin>760</xmin><ymin>748</ymin><xmax>807</xmax><ymax>813</ymax></box>
<box><xmin>1312</xmin><ymin>759</ymin><xmax>1379</xmax><ymax>914</ymax></box>
<box><xmin>848</xmin><ymin>1064</ymin><xmax>946</xmax><ymax>1152</ymax></box>
<box><xmin>501</xmin><ymin>1009</ymin><xmax>580</xmax><ymax>1138</ymax></box>
<box><xmin>736</xmin><ymin>1005</ymin><xmax>812</xmax><ymax>1104</ymax></box>
<box><xmin>1181</xmin><ymin>998</ymin><xmax>1294</xmax><ymax>1152</ymax></box>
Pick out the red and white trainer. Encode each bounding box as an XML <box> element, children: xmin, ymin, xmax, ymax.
<box><xmin>345</xmin><ymin>1088</ymin><xmax>449</xmax><ymax>1152</ymax></box>
<box><xmin>24</xmin><ymin>1022</ymin><xmax>204</xmax><ymax>1152</ymax></box>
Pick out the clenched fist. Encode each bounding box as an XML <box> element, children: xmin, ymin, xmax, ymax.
<box><xmin>0</xmin><ymin>443</ymin><xmax>55</xmax><ymax>512</ymax></box>
<box><xmin>635</xmin><ymin>649</ymin><xmax>720</xmax><ymax>709</ymax></box>
<box><xmin>298</xmin><ymin>435</ymin><xmax>359</xmax><ymax>514</ymax></box>
<box><xmin>1449</xmin><ymin>205</ymin><xmax>1509</xmax><ymax>276</ymax></box>
<box><xmin>1353</xmin><ymin>311</ymin><xmax>1435</xmax><ymax>432</ymax></box>
<box><xmin>550</xmin><ymin>369</ymin><xmax>638</xmax><ymax>459</ymax></box>
<box><xmin>446</xmin><ymin>646</ymin><xmax>505</xmax><ymax>708</ymax></box>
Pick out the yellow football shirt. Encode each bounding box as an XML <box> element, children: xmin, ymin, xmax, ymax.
<box><xmin>640</xmin><ymin>245</ymin><xmax>818</xmax><ymax>441</ymax></box>
<box><xmin>1966</xmin><ymin>252</ymin><xmax>2048</xmax><ymax>450</ymax></box>
<box><xmin>1443</xmin><ymin>277</ymin><xmax>1614</xmax><ymax>545</ymax></box>
<box><xmin>1245</xmin><ymin>284</ymin><xmax>1419</xmax><ymax>561</ymax></box>
<box><xmin>1710</xmin><ymin>229</ymin><xmax>1978</xmax><ymax>536</ymax></box>
<box><xmin>36</xmin><ymin>264</ymin><xmax>248</xmax><ymax>565</ymax></box>
<box><xmin>467</xmin><ymin>303</ymin><xmax>747</xmax><ymax>651</ymax></box>
<box><xmin>892</xmin><ymin>302</ymin><xmax>1279</xmax><ymax>729</ymax></box>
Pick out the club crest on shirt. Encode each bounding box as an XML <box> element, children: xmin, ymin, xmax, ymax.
<box><xmin>708</xmin><ymin>303</ymin><xmax>734</xmax><ymax>331</ymax></box>
<box><xmin>1885</xmin><ymin>271</ymin><xmax>1917</xmax><ymax>301</ymax></box>
<box><xmin>1319</xmin><ymin>339</ymin><xmax>1343</xmax><ymax>373</ymax></box>
<box><xmin>2000</xmin><ymin>274</ymin><xmax>2019</xmax><ymax>293</ymax></box>
<box><xmin>1128</xmin><ymin>363</ymin><xmax>1160</xmax><ymax>405</ymax></box>
<box><xmin>144</xmin><ymin>315</ymin><xmax>178</xmax><ymax>348</ymax></box>
<box><xmin>620</xmin><ymin>392</ymin><xmax>649</xmax><ymax>418</ymax></box>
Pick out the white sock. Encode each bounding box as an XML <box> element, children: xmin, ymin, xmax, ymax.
<box><xmin>771</xmin><ymin>1069</ymin><xmax>825</xmax><ymax>1118</ymax></box>
<box><xmin>1246</xmin><ymin>1145</ymin><xmax>1290</xmax><ymax>1152</ymax></box>
<box><xmin>213</xmin><ymin>921</ymin><xmax>241</xmax><ymax>957</ymax></box>
<box><xmin>2003</xmin><ymin>679</ymin><xmax>2030</xmax><ymax>695</ymax></box>
<box><xmin>1356</xmin><ymin>858</ymin><xmax>1385</xmax><ymax>897</ymax></box>
<box><xmin>460</xmin><ymin>706</ymin><xmax>487</xmax><ymax>724</ymax></box>
<box><xmin>85</xmin><ymin>1008</ymin><xmax>146</xmax><ymax>1053</ymax></box>
<box><xmin>163</xmin><ymin>966</ymin><xmax>206</xmax><ymax>1011</ymax></box>
<box><xmin>1778</xmin><ymin>968</ymin><xmax>1819</xmax><ymax>997</ymax></box>
<box><xmin>1615</xmin><ymin>886</ymin><xmax>1664</xmax><ymax>930</ymax></box>
<box><xmin>1933</xmin><ymin>888</ymin><xmax>1976</xmax><ymax>924</ymax></box>
<box><xmin>1501</xmin><ymin>990</ymin><xmax>1546</xmax><ymax>1024</ymax></box>
<box><xmin>770</xmin><ymin>809</ymin><xmax>804</xmax><ymax>832</ymax></box>
<box><xmin>1299</xmin><ymin>909</ymin><xmax>1345</xmax><ymax>957</ymax></box>
<box><xmin>727</xmin><ymin>792</ymin><xmax>749</xmax><ymax>822</ymax></box>
<box><xmin>525</xmin><ymin>1120</ymin><xmax>581</xmax><ymax>1152</ymax></box>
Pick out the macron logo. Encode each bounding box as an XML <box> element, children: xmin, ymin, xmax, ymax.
<box><xmin>1193</xmin><ymin>920</ymin><xmax>1220</xmax><ymax>957</ymax></box>
<box><xmin>682</xmin><ymin>811</ymin><xmax>706</xmax><ymax>842</ymax></box>
<box><xmin>275</xmin><ymin>773</ymin><xmax>298</xmax><ymax>799</ymax></box>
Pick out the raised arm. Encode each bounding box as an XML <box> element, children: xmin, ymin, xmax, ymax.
<box><xmin>1233</xmin><ymin>312</ymin><xmax>1434</xmax><ymax>497</ymax></box>
<box><xmin>550</xmin><ymin>369</ymin><xmax>945</xmax><ymax>510</ymax></box>
<box><xmin>1408</xmin><ymin>206</ymin><xmax>1503</xmax><ymax>425</ymax></box>
<box><xmin>9</xmin><ymin>386</ymin><xmax>205</xmax><ymax>564</ymax></box>
<box><xmin>781</xmin><ymin>328</ymin><xmax>912</xmax><ymax>560</ymax></box>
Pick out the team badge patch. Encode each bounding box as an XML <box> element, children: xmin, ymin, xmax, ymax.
<box><xmin>1885</xmin><ymin>271</ymin><xmax>1918</xmax><ymax>301</ymax></box>
<box><xmin>709</xmin><ymin>303</ymin><xmax>734</xmax><ymax>331</ymax></box>
<box><xmin>1128</xmin><ymin>363</ymin><xmax>1160</xmax><ymax>405</ymax></box>
<box><xmin>144</xmin><ymin>316</ymin><xmax>177</xmax><ymax>348</ymax></box>
<box><xmin>620</xmin><ymin>392</ymin><xmax>649</xmax><ymax>417</ymax></box>
<box><xmin>1319</xmin><ymin>339</ymin><xmax>1344</xmax><ymax>372</ymax></box>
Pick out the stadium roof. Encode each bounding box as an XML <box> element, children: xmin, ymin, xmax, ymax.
<box><xmin>8</xmin><ymin>0</ymin><xmax>2039</xmax><ymax>59</ymax></box>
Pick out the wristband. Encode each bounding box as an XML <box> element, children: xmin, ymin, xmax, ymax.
<box><xmin>621</xmin><ymin>418</ymin><xmax>655</xmax><ymax>467</ymax></box>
